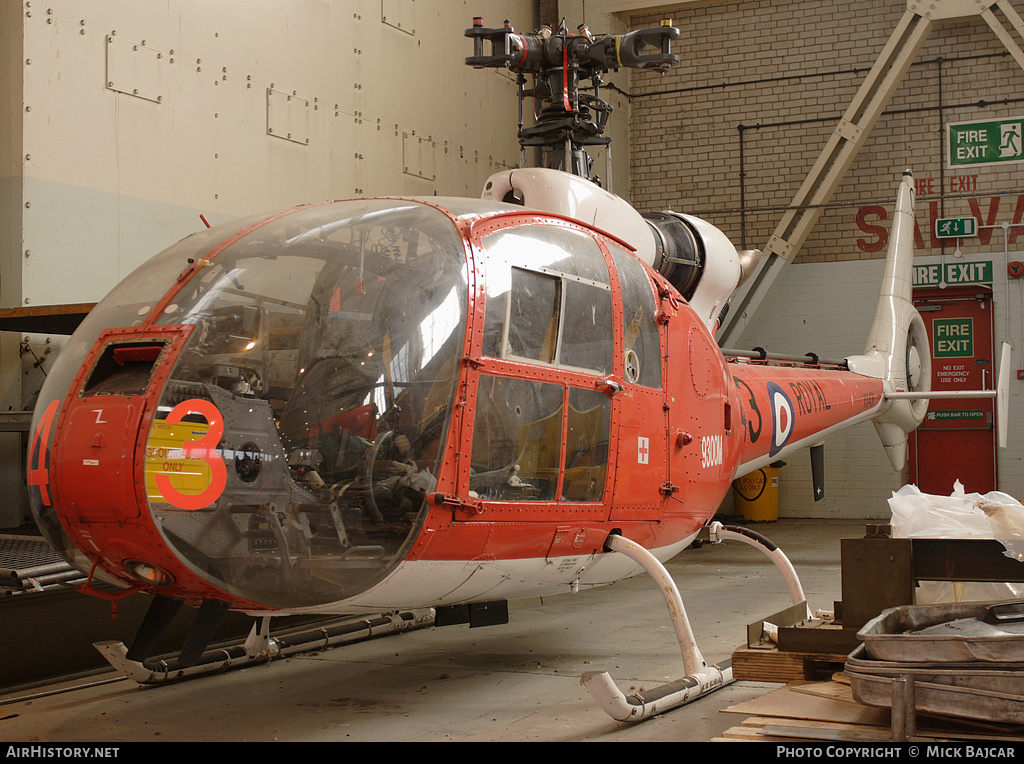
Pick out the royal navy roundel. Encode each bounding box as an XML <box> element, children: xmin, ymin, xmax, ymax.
<box><xmin>767</xmin><ymin>382</ymin><xmax>794</xmax><ymax>457</ymax></box>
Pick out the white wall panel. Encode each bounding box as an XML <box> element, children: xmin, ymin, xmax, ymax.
<box><xmin>14</xmin><ymin>0</ymin><xmax>538</xmax><ymax>310</ymax></box>
<box><xmin>2</xmin><ymin>0</ymin><xmax>645</xmax><ymax>526</ymax></box>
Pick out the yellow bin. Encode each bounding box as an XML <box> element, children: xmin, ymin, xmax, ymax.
<box><xmin>732</xmin><ymin>466</ymin><xmax>779</xmax><ymax>522</ymax></box>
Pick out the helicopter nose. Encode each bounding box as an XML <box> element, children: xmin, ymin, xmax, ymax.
<box><xmin>43</xmin><ymin>327</ymin><xmax>229</xmax><ymax>600</ymax></box>
<box><xmin>53</xmin><ymin>335</ymin><xmax>175</xmax><ymax>526</ymax></box>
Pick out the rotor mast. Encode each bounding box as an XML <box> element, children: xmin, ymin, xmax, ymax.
<box><xmin>465</xmin><ymin>16</ymin><xmax>680</xmax><ymax>188</ymax></box>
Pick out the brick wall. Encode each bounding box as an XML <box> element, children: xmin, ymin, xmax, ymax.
<box><xmin>539</xmin><ymin>0</ymin><xmax>559</xmax><ymax>27</ymax></box>
<box><xmin>628</xmin><ymin>0</ymin><xmax>1024</xmax><ymax>265</ymax></box>
<box><xmin>626</xmin><ymin>0</ymin><xmax>1024</xmax><ymax>518</ymax></box>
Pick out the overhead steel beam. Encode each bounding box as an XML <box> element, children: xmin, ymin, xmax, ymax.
<box><xmin>983</xmin><ymin>0</ymin><xmax>1024</xmax><ymax>70</ymax></box>
<box><xmin>718</xmin><ymin>0</ymin><xmax>1024</xmax><ymax>347</ymax></box>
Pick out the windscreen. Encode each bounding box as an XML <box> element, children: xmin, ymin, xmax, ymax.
<box><xmin>29</xmin><ymin>215</ymin><xmax>271</xmax><ymax>575</ymax></box>
<box><xmin>141</xmin><ymin>200</ymin><xmax>470</xmax><ymax>608</ymax></box>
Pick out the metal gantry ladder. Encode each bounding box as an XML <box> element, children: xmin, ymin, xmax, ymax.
<box><xmin>718</xmin><ymin>0</ymin><xmax>1024</xmax><ymax>347</ymax></box>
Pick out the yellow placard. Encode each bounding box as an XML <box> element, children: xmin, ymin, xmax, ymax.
<box><xmin>144</xmin><ymin>420</ymin><xmax>214</xmax><ymax>503</ymax></box>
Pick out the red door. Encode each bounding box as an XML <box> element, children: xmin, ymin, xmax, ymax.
<box><xmin>909</xmin><ymin>286</ymin><xmax>997</xmax><ymax>495</ymax></box>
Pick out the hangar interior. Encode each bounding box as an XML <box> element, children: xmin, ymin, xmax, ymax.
<box><xmin>4</xmin><ymin>0</ymin><xmax>1024</xmax><ymax>744</ymax></box>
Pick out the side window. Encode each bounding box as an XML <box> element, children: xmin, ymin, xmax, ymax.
<box><xmin>468</xmin><ymin>375</ymin><xmax>610</xmax><ymax>503</ymax></box>
<box><xmin>482</xmin><ymin>225</ymin><xmax>613</xmax><ymax>374</ymax></box>
<box><xmin>507</xmin><ymin>267</ymin><xmax>561</xmax><ymax>363</ymax></box>
<box><xmin>560</xmin><ymin>278</ymin><xmax>615</xmax><ymax>373</ymax></box>
<box><xmin>609</xmin><ymin>244</ymin><xmax>663</xmax><ymax>388</ymax></box>
<box><xmin>470</xmin><ymin>375</ymin><xmax>563</xmax><ymax>501</ymax></box>
<box><xmin>564</xmin><ymin>387</ymin><xmax>611</xmax><ymax>502</ymax></box>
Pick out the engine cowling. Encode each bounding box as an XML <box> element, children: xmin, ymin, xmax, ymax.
<box><xmin>480</xmin><ymin>167</ymin><xmax>759</xmax><ymax>332</ymax></box>
<box><xmin>642</xmin><ymin>210</ymin><xmax>760</xmax><ymax>331</ymax></box>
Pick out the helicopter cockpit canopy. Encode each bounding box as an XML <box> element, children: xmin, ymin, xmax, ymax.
<box><xmin>32</xmin><ymin>198</ymin><xmax>482</xmax><ymax>609</ymax></box>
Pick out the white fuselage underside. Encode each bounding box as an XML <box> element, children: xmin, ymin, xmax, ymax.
<box><xmin>245</xmin><ymin>533</ymin><xmax>699</xmax><ymax>616</ymax></box>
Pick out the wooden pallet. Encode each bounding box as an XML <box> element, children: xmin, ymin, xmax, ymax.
<box><xmin>732</xmin><ymin>644</ymin><xmax>848</xmax><ymax>683</ymax></box>
<box><xmin>716</xmin><ymin>676</ymin><xmax>1024</xmax><ymax>743</ymax></box>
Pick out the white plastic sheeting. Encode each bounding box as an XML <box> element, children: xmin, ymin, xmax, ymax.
<box><xmin>889</xmin><ymin>481</ymin><xmax>1024</xmax><ymax>603</ymax></box>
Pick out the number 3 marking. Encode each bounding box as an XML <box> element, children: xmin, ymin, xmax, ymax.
<box><xmin>733</xmin><ymin>377</ymin><xmax>762</xmax><ymax>444</ymax></box>
<box><xmin>155</xmin><ymin>398</ymin><xmax>227</xmax><ymax>510</ymax></box>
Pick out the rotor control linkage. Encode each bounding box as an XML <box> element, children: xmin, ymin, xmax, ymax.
<box><xmin>465</xmin><ymin>17</ymin><xmax>680</xmax><ymax>182</ymax></box>
<box><xmin>465</xmin><ymin>17</ymin><xmax>679</xmax><ymax>71</ymax></box>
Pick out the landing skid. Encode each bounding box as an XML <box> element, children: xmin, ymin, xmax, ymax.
<box><xmin>94</xmin><ymin>609</ymin><xmax>434</xmax><ymax>684</ymax></box>
<box><xmin>582</xmin><ymin>524</ymin><xmax>809</xmax><ymax>722</ymax></box>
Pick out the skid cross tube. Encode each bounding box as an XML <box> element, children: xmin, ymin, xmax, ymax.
<box><xmin>707</xmin><ymin>522</ymin><xmax>812</xmax><ymax>620</ymax></box>
<box><xmin>583</xmin><ymin>524</ymin><xmax>815</xmax><ymax>721</ymax></box>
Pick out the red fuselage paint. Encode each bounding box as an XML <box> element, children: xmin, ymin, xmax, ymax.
<box><xmin>30</xmin><ymin>201</ymin><xmax>884</xmax><ymax>613</ymax></box>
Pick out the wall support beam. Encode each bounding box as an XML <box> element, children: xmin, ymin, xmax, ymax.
<box><xmin>719</xmin><ymin>0</ymin><xmax>1024</xmax><ymax>347</ymax></box>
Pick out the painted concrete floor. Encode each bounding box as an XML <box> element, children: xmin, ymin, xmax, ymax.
<box><xmin>0</xmin><ymin>518</ymin><xmax>866</xmax><ymax>742</ymax></box>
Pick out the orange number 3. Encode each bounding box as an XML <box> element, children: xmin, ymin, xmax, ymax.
<box><xmin>155</xmin><ymin>398</ymin><xmax>227</xmax><ymax>510</ymax></box>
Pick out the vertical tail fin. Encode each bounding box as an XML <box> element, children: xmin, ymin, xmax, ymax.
<box><xmin>845</xmin><ymin>170</ymin><xmax>931</xmax><ymax>470</ymax></box>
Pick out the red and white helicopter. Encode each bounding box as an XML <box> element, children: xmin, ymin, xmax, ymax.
<box><xmin>25</xmin><ymin>19</ymin><xmax>1007</xmax><ymax>721</ymax></box>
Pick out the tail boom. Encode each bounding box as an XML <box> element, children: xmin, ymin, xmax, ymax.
<box><xmin>729</xmin><ymin>170</ymin><xmax>1008</xmax><ymax>480</ymax></box>
<box><xmin>730</xmin><ymin>363</ymin><xmax>884</xmax><ymax>477</ymax></box>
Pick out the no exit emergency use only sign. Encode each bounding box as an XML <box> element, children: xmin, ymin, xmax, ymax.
<box><xmin>948</xmin><ymin>117</ymin><xmax>1024</xmax><ymax>168</ymax></box>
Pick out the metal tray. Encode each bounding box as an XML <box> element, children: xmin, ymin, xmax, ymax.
<box><xmin>847</xmin><ymin>662</ymin><xmax>1024</xmax><ymax>724</ymax></box>
<box><xmin>857</xmin><ymin>601</ymin><xmax>1024</xmax><ymax>663</ymax></box>
<box><xmin>846</xmin><ymin>643</ymin><xmax>1024</xmax><ymax>696</ymax></box>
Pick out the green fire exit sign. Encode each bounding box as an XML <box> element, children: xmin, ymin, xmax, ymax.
<box><xmin>935</xmin><ymin>217</ymin><xmax>978</xmax><ymax>238</ymax></box>
<box><xmin>933</xmin><ymin>317</ymin><xmax>974</xmax><ymax>358</ymax></box>
<box><xmin>948</xmin><ymin>117</ymin><xmax>1024</xmax><ymax>167</ymax></box>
